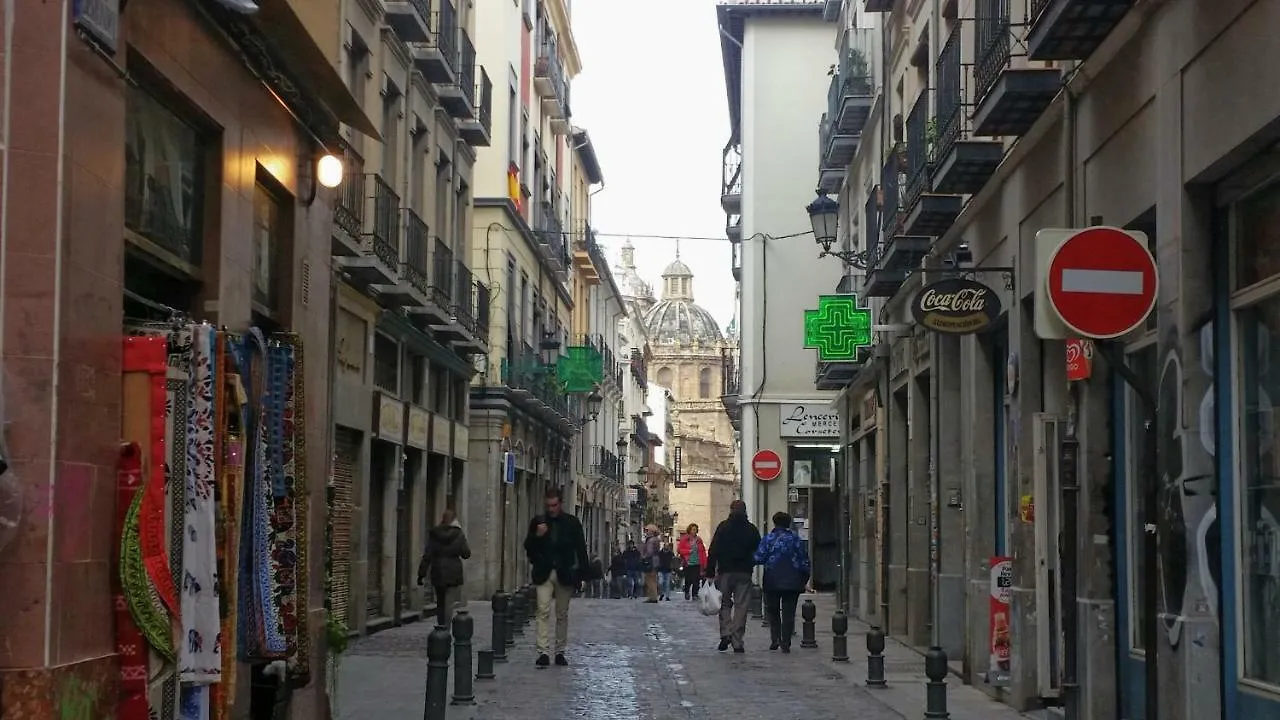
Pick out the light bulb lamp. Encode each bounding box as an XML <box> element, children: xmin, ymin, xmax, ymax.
<box><xmin>806</xmin><ymin>190</ymin><xmax>876</xmax><ymax>269</ymax></box>
<box><xmin>317</xmin><ymin>153</ymin><xmax>345</xmax><ymax>188</ymax></box>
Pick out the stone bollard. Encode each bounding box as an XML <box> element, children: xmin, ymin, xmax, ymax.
<box><xmin>866</xmin><ymin>625</ymin><xmax>887</xmax><ymax>687</ymax></box>
<box><xmin>924</xmin><ymin>646</ymin><xmax>950</xmax><ymax>718</ymax></box>
<box><xmin>510</xmin><ymin>591</ymin><xmax>526</xmax><ymax>636</ymax></box>
<box><xmin>451</xmin><ymin>610</ymin><xmax>475</xmax><ymax>705</ymax></box>
<box><xmin>831</xmin><ymin>609</ymin><xmax>850</xmax><ymax>662</ymax></box>
<box><xmin>491</xmin><ymin>592</ymin><xmax>509</xmax><ymax>662</ymax></box>
<box><xmin>476</xmin><ymin>649</ymin><xmax>496</xmax><ymax>681</ymax></box>
<box><xmin>800</xmin><ymin>599</ymin><xmax>818</xmax><ymax>649</ymax></box>
<box><xmin>423</xmin><ymin>625</ymin><xmax>452</xmax><ymax>720</ymax></box>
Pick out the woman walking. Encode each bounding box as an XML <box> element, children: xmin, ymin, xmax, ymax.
<box><xmin>417</xmin><ymin>509</ymin><xmax>472</xmax><ymax>626</ymax></box>
<box><xmin>676</xmin><ymin>523</ymin><xmax>708</xmax><ymax>600</ymax></box>
<box><xmin>754</xmin><ymin>512</ymin><xmax>811</xmax><ymax>653</ymax></box>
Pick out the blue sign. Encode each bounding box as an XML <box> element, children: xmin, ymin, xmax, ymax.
<box><xmin>73</xmin><ymin>0</ymin><xmax>120</xmax><ymax>54</ymax></box>
<box><xmin>503</xmin><ymin>452</ymin><xmax>516</xmax><ymax>485</ymax></box>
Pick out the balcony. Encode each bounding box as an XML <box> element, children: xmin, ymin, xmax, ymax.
<box><xmin>971</xmin><ymin>0</ymin><xmax>1062</xmax><ymax>137</ymax></box>
<box><xmin>816</xmin><ymin>356</ymin><xmax>864</xmax><ymax>390</ymax></box>
<box><xmin>410</xmin><ymin>1</ymin><xmax>458</xmax><ymax>85</ymax></box>
<box><xmin>594</xmin><ymin>446</ymin><xmax>622</xmax><ymax>481</ymax></box>
<box><xmin>726</xmin><ymin>215</ymin><xmax>742</xmax><ymax>243</ymax></box>
<box><xmin>331</xmin><ymin>142</ymin><xmax>365</xmax><ymax>256</ymax></box>
<box><xmin>630</xmin><ymin>348</ymin><xmax>648</xmax><ymax>390</ymax></box>
<box><xmin>863</xmin><ymin>156</ymin><xmax>931</xmax><ymax>298</ymax></box>
<box><xmin>581</xmin><ymin>334</ymin><xmax>622</xmax><ymax>391</ymax></box>
<box><xmin>427</xmin><ymin>237</ymin><xmax>456</xmax><ymax>324</ymax></box>
<box><xmin>335</xmin><ymin>174</ymin><xmax>400</xmax><ymax>288</ymax></box>
<box><xmin>902</xmin><ymin>92</ymin><xmax>962</xmax><ymax>237</ymax></box>
<box><xmin>535</xmin><ymin>38</ymin><xmax>571</xmax><ymax>129</ymax></box>
<box><xmin>385</xmin><ymin>0</ymin><xmax>430</xmax><ymax>43</ymax></box>
<box><xmin>1027</xmin><ymin>0</ymin><xmax>1132</xmax><ymax>61</ymax></box>
<box><xmin>720</xmin><ymin>348</ymin><xmax>741</xmax><ymax>432</ymax></box>
<box><xmin>379</xmin><ymin>208</ymin><xmax>432</xmax><ymax>308</ymax></box>
<box><xmin>720</xmin><ymin>143</ymin><xmax>742</xmax><ymax>214</ymax></box>
<box><xmin>730</xmin><ymin>242</ymin><xmax>741</xmax><ymax>282</ymax></box>
<box><xmin>453</xmin><ymin>261</ymin><xmax>487</xmax><ymax>352</ymax></box>
<box><xmin>830</xmin><ymin>53</ymin><xmax>875</xmax><ymax>136</ymax></box>
<box><xmin>439</xmin><ymin>28</ymin><xmax>476</xmax><ymax>119</ymax></box>
<box><xmin>932</xmin><ymin>26</ymin><xmax>1004</xmax><ymax>195</ymax></box>
<box><xmin>459</xmin><ymin>67</ymin><xmax>492</xmax><ymax>146</ymax></box>
<box><xmin>572</xmin><ymin>223</ymin><xmax>603</xmax><ymax>283</ymax></box>
<box><xmin>501</xmin><ymin>345</ymin><xmax>570</xmax><ymax>420</ymax></box>
<box><xmin>536</xmin><ymin>203</ymin><xmax>570</xmax><ymax>277</ymax></box>
<box><xmin>818</xmin><ymin>115</ymin><xmax>853</xmax><ymax>193</ymax></box>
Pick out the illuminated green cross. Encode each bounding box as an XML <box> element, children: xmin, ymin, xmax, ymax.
<box><xmin>803</xmin><ymin>295</ymin><xmax>872</xmax><ymax>362</ymax></box>
<box><xmin>556</xmin><ymin>345</ymin><xmax>604</xmax><ymax>393</ymax></box>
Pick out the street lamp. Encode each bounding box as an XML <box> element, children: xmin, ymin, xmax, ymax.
<box><xmin>585</xmin><ymin>388</ymin><xmax>603</xmax><ymax>422</ymax></box>
<box><xmin>806</xmin><ymin>190</ymin><xmax>875</xmax><ymax>268</ymax></box>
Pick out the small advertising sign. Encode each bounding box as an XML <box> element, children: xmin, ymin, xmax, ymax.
<box><xmin>989</xmin><ymin>556</ymin><xmax>1014</xmax><ymax>686</ymax></box>
<box><xmin>1065</xmin><ymin>338</ymin><xmax>1094</xmax><ymax>381</ymax></box>
<box><xmin>673</xmin><ymin>446</ymin><xmax>686</xmax><ymax>488</ymax></box>
<box><xmin>912</xmin><ymin>277</ymin><xmax>1002</xmax><ymax>335</ymax></box>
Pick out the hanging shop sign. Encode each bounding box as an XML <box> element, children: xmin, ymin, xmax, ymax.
<box><xmin>803</xmin><ymin>295</ymin><xmax>873</xmax><ymax>362</ymax></box>
<box><xmin>911</xmin><ymin>277</ymin><xmax>1002</xmax><ymax>335</ymax></box>
<box><xmin>673</xmin><ymin>446</ymin><xmax>686</xmax><ymax>488</ymax></box>
<box><xmin>780</xmin><ymin>404</ymin><xmax>841</xmax><ymax>438</ymax></box>
<box><xmin>407</xmin><ymin>407</ymin><xmax>430</xmax><ymax>450</ymax></box>
<box><xmin>1065</xmin><ymin>338</ymin><xmax>1094</xmax><ymax>381</ymax></box>
<box><xmin>989</xmin><ymin>556</ymin><xmax>1014</xmax><ymax>687</ymax></box>
<box><xmin>374</xmin><ymin>393</ymin><xmax>405</xmax><ymax>443</ymax></box>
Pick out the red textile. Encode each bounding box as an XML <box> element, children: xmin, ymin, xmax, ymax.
<box><xmin>114</xmin><ymin>441</ymin><xmax>149</xmax><ymax>720</ymax></box>
<box><xmin>676</xmin><ymin>533</ymin><xmax>708</xmax><ymax>567</ymax></box>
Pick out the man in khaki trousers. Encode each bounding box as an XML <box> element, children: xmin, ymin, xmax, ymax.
<box><xmin>523</xmin><ymin>487</ymin><xmax>591</xmax><ymax>668</ymax></box>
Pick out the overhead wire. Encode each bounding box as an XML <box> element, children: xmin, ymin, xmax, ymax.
<box><xmin>491</xmin><ymin>225</ymin><xmax>813</xmax><ymax>243</ymax></box>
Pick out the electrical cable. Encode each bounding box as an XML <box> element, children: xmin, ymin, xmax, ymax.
<box><xmin>490</xmin><ymin>225</ymin><xmax>813</xmax><ymax>243</ymax></box>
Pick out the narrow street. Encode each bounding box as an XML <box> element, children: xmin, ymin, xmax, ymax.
<box><xmin>335</xmin><ymin>594</ymin><xmax>1036</xmax><ymax>720</ymax></box>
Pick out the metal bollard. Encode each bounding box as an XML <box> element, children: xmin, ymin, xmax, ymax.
<box><xmin>491</xmin><ymin>592</ymin><xmax>509</xmax><ymax>662</ymax></box>
<box><xmin>510</xmin><ymin>591</ymin><xmax>526</xmax><ymax>636</ymax></box>
<box><xmin>831</xmin><ymin>609</ymin><xmax>850</xmax><ymax>662</ymax></box>
<box><xmin>749</xmin><ymin>584</ymin><xmax>763</xmax><ymax>620</ymax></box>
<box><xmin>451</xmin><ymin>610</ymin><xmax>476</xmax><ymax>705</ymax></box>
<box><xmin>476</xmin><ymin>649</ymin><xmax>496</xmax><ymax>680</ymax></box>
<box><xmin>866</xmin><ymin>625</ymin><xmax>887</xmax><ymax>687</ymax></box>
<box><xmin>800</xmin><ymin>599</ymin><xmax>818</xmax><ymax>649</ymax></box>
<box><xmin>924</xmin><ymin>646</ymin><xmax>950</xmax><ymax>718</ymax></box>
<box><xmin>423</xmin><ymin>625</ymin><xmax>452</xmax><ymax>720</ymax></box>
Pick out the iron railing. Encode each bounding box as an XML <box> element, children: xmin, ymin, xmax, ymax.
<box><xmin>366</xmin><ymin>174</ymin><xmax>400</xmax><ymax>268</ymax></box>
<box><xmin>595</xmin><ymin>446</ymin><xmax>622</xmax><ymax>480</ymax></box>
<box><xmin>459</xmin><ymin>30</ymin><xmax>477</xmax><ymax>109</ymax></box>
<box><xmin>502</xmin><ymin>346</ymin><xmax>569</xmax><ymax>416</ymax></box>
<box><xmin>476</xmin><ymin>67</ymin><xmax>493</xmax><ymax>134</ymax></box>
<box><xmin>535</xmin><ymin>38</ymin><xmax>569</xmax><ymax>114</ymax></box>
<box><xmin>475</xmin><ymin>282</ymin><xmax>491</xmax><ymax>336</ymax></box>
<box><xmin>721</xmin><ymin>348</ymin><xmax>740</xmax><ymax>396</ymax></box>
<box><xmin>580</xmin><ymin>223</ymin><xmax>608</xmax><ymax>274</ymax></box>
<box><xmin>538</xmin><ymin>202</ymin><xmax>567</xmax><ymax>266</ymax></box>
<box><xmin>455</xmin><ymin>260</ymin><xmax>476</xmax><ymax>332</ymax></box>
<box><xmin>934</xmin><ymin>25</ymin><xmax>964</xmax><ymax>167</ymax></box>
<box><xmin>581</xmin><ymin>334</ymin><xmax>623</xmax><ymax>389</ymax></box>
<box><xmin>433</xmin><ymin>1</ymin><xmax>459</xmax><ymax>77</ymax></box>
<box><xmin>408</xmin><ymin>0</ymin><xmax>430</xmax><ymax>24</ymax></box>
<box><xmin>630</xmin><ymin>348</ymin><xmax>648</xmax><ymax>390</ymax></box>
<box><xmin>974</xmin><ymin>0</ymin><xmax>1011</xmax><ymax>103</ymax></box>
<box><xmin>430</xmin><ymin>237</ymin><xmax>453</xmax><ymax>308</ymax></box>
<box><xmin>880</xmin><ymin>145</ymin><xmax>903</xmax><ymax>238</ymax></box>
<box><xmin>722</xmin><ymin>144</ymin><xmax>742</xmax><ymax>197</ymax></box>
<box><xmin>1028</xmin><ymin>0</ymin><xmax>1051</xmax><ymax>25</ymax></box>
<box><xmin>864</xmin><ymin>185</ymin><xmax>881</xmax><ymax>262</ymax></box>
<box><xmin>403</xmin><ymin>209</ymin><xmax>429</xmax><ymax>294</ymax></box>
<box><xmin>334</xmin><ymin>143</ymin><xmax>364</xmax><ymax>238</ymax></box>
<box><xmin>904</xmin><ymin>93</ymin><xmax>930</xmax><ymax>213</ymax></box>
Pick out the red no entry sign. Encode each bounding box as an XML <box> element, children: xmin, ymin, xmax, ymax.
<box><xmin>1046</xmin><ymin>227</ymin><xmax>1157</xmax><ymax>339</ymax></box>
<box><xmin>751</xmin><ymin>449</ymin><xmax>782</xmax><ymax>482</ymax></box>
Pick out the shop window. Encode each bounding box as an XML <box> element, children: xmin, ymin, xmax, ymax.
<box><xmin>373</xmin><ymin>333</ymin><xmax>400</xmax><ymax>394</ymax></box>
<box><xmin>124</xmin><ymin>75</ymin><xmax>208</xmax><ymax>270</ymax></box>
<box><xmin>698</xmin><ymin>367</ymin><xmax>712</xmax><ymax>398</ymax></box>
<box><xmin>1122</xmin><ymin>342</ymin><xmax>1158</xmax><ymax>652</ymax></box>
<box><xmin>1234</xmin><ymin>179</ymin><xmax>1280</xmax><ymax>687</ymax></box>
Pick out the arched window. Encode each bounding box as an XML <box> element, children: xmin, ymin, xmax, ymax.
<box><xmin>699</xmin><ymin>367</ymin><xmax>713</xmax><ymax>398</ymax></box>
<box><xmin>657</xmin><ymin>367</ymin><xmax>673</xmax><ymax>388</ymax></box>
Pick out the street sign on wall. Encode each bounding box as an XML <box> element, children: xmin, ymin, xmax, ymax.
<box><xmin>751</xmin><ymin>449</ymin><xmax>782</xmax><ymax>482</ymax></box>
<box><xmin>1034</xmin><ymin>227</ymin><xmax>1157</xmax><ymax>340</ymax></box>
<box><xmin>779</xmin><ymin>404</ymin><xmax>841</xmax><ymax>438</ymax></box>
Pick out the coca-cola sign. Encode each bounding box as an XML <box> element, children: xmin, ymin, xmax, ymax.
<box><xmin>911</xmin><ymin>277</ymin><xmax>1001</xmax><ymax>335</ymax></box>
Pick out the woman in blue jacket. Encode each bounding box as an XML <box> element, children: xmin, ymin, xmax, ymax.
<box><xmin>754</xmin><ymin>512</ymin><xmax>811</xmax><ymax>653</ymax></box>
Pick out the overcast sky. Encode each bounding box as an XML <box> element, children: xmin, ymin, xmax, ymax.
<box><xmin>571</xmin><ymin>0</ymin><xmax>736</xmax><ymax>331</ymax></box>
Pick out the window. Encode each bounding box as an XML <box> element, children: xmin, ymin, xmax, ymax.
<box><xmin>124</xmin><ymin>81</ymin><xmax>206</xmax><ymax>267</ymax></box>
<box><xmin>435</xmin><ymin>155</ymin><xmax>452</xmax><ymax>246</ymax></box>
<box><xmin>452</xmin><ymin>377</ymin><xmax>468</xmax><ymax>420</ymax></box>
<box><xmin>1234</xmin><ymin>180</ymin><xmax>1280</xmax><ymax>687</ymax></box>
<box><xmin>698</xmin><ymin>367</ymin><xmax>712</xmax><ymax>399</ymax></box>
<box><xmin>508</xmin><ymin>73</ymin><xmax>519</xmax><ymax>168</ymax></box>
<box><xmin>408</xmin><ymin>353</ymin><xmax>427</xmax><ymax>405</ymax></box>
<box><xmin>430</xmin><ymin>364</ymin><xmax>449</xmax><ymax>415</ymax></box>
<box><xmin>382</xmin><ymin>79</ymin><xmax>401</xmax><ymax>183</ymax></box>
<box><xmin>346</xmin><ymin>30</ymin><xmax>370</xmax><ymax>105</ymax></box>
<box><xmin>520</xmin><ymin>274</ymin><xmax>530</xmax><ymax>343</ymax></box>
<box><xmin>1123</xmin><ymin>342</ymin><xmax>1157</xmax><ymax>652</ymax></box>
<box><xmin>656</xmin><ymin>367</ymin><xmax>673</xmax><ymax>388</ymax></box>
<box><xmin>251</xmin><ymin>180</ymin><xmax>284</xmax><ymax>313</ymax></box>
<box><xmin>454</xmin><ymin>180</ymin><xmax>470</xmax><ymax>251</ymax></box>
<box><xmin>373</xmin><ymin>333</ymin><xmax>400</xmax><ymax>394</ymax></box>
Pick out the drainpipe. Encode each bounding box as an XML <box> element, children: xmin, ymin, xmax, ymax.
<box><xmin>928</xmin><ymin>0</ymin><xmax>942</xmax><ymax>654</ymax></box>
<box><xmin>1060</xmin><ymin>67</ymin><xmax>1082</xmax><ymax>720</ymax></box>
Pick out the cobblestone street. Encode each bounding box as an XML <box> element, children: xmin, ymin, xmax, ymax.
<box><xmin>335</xmin><ymin>594</ymin><xmax>1039</xmax><ymax>720</ymax></box>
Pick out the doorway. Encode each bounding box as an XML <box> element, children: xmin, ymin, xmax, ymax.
<box><xmin>367</xmin><ymin>439</ymin><xmax>395</xmax><ymax>620</ymax></box>
<box><xmin>786</xmin><ymin>445</ymin><xmax>840</xmax><ymax>590</ymax></box>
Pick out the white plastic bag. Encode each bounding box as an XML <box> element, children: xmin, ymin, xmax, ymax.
<box><xmin>699</xmin><ymin>581</ymin><xmax>722</xmax><ymax>616</ymax></box>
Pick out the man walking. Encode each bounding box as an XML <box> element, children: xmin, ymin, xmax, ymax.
<box><xmin>640</xmin><ymin>524</ymin><xmax>661</xmax><ymax>603</ymax></box>
<box><xmin>705</xmin><ymin>499</ymin><xmax>761</xmax><ymax>653</ymax></box>
<box><xmin>523</xmin><ymin>487</ymin><xmax>590</xmax><ymax>668</ymax></box>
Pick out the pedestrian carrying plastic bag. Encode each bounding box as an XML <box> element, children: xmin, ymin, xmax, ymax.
<box><xmin>699</xmin><ymin>581</ymin><xmax>722</xmax><ymax>616</ymax></box>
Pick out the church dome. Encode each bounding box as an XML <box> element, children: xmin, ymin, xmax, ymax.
<box><xmin>642</xmin><ymin>252</ymin><xmax>723</xmax><ymax>345</ymax></box>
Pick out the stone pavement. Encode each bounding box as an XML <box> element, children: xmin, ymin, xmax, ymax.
<box><xmin>335</xmin><ymin>594</ymin><xmax>1036</xmax><ymax>720</ymax></box>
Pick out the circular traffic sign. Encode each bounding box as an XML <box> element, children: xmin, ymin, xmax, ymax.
<box><xmin>751</xmin><ymin>449</ymin><xmax>782</xmax><ymax>482</ymax></box>
<box><xmin>1046</xmin><ymin>226</ymin><xmax>1157</xmax><ymax>339</ymax></box>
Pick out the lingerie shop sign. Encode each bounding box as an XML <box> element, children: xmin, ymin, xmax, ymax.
<box><xmin>780</xmin><ymin>404</ymin><xmax>840</xmax><ymax>438</ymax></box>
<box><xmin>911</xmin><ymin>278</ymin><xmax>1001</xmax><ymax>335</ymax></box>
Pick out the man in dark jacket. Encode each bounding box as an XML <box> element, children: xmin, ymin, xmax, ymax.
<box><xmin>417</xmin><ymin>510</ymin><xmax>471</xmax><ymax>627</ymax></box>
<box><xmin>705</xmin><ymin>499</ymin><xmax>761</xmax><ymax>653</ymax></box>
<box><xmin>523</xmin><ymin>487</ymin><xmax>590</xmax><ymax>668</ymax></box>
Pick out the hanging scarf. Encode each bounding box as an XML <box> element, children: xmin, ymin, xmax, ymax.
<box><xmin>181</xmin><ymin>325</ymin><xmax>222</xmax><ymax>684</ymax></box>
<box><xmin>261</xmin><ymin>340</ymin><xmax>294</xmax><ymax>657</ymax></box>
<box><xmin>212</xmin><ymin>332</ymin><xmax>245</xmax><ymax>720</ymax></box>
<box><xmin>285</xmin><ymin>334</ymin><xmax>311</xmax><ymax>686</ymax></box>
<box><xmin>156</xmin><ymin>326</ymin><xmax>194</xmax><ymax>720</ymax></box>
<box><xmin>238</xmin><ymin>329</ymin><xmax>273</xmax><ymax>657</ymax></box>
<box><xmin>112</xmin><ymin>440</ymin><xmax>150</xmax><ymax>720</ymax></box>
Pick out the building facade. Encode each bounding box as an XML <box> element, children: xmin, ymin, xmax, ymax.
<box><xmin>0</xmin><ymin>0</ymin><xmax>368</xmax><ymax>717</ymax></box>
<box><xmin>717</xmin><ymin>0</ymin><xmax>847</xmax><ymax>581</ymax></box>
<box><xmin>809</xmin><ymin>0</ymin><xmax>1280</xmax><ymax>718</ymax></box>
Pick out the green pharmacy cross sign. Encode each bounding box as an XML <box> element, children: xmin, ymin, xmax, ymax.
<box><xmin>803</xmin><ymin>294</ymin><xmax>873</xmax><ymax>362</ymax></box>
<box><xmin>557</xmin><ymin>345</ymin><xmax>604</xmax><ymax>393</ymax></box>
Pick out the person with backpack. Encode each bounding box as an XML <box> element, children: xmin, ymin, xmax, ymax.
<box><xmin>754</xmin><ymin>511</ymin><xmax>812</xmax><ymax>653</ymax></box>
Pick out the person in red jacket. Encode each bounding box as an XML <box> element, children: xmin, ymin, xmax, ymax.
<box><xmin>676</xmin><ymin>523</ymin><xmax>708</xmax><ymax>600</ymax></box>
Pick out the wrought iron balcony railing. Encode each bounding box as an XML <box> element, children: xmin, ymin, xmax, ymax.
<box><xmin>475</xmin><ymin>281</ymin><xmax>491</xmax><ymax>336</ymax></box>
<box><xmin>476</xmin><ymin>67</ymin><xmax>493</xmax><ymax>134</ymax></box>
<box><xmin>459</xmin><ymin>30</ymin><xmax>477</xmax><ymax>109</ymax></box>
<box><xmin>595</xmin><ymin>445</ymin><xmax>622</xmax><ymax>480</ymax></box>
<box><xmin>455</xmin><ymin>260</ymin><xmax>476</xmax><ymax>332</ymax></box>
<box><xmin>365</xmin><ymin>173</ymin><xmax>400</xmax><ymax>268</ymax></box>
<box><xmin>722</xmin><ymin>144</ymin><xmax>742</xmax><ymax>197</ymax></box>
<box><xmin>334</xmin><ymin>142</ymin><xmax>365</xmax><ymax>238</ymax></box>
<box><xmin>630</xmin><ymin>348</ymin><xmax>648</xmax><ymax>390</ymax></box>
<box><xmin>502</xmin><ymin>347</ymin><xmax>569</xmax><ymax>417</ymax></box>
<box><xmin>904</xmin><ymin>92</ymin><xmax>930</xmax><ymax>213</ymax></box>
<box><xmin>880</xmin><ymin>145</ymin><xmax>904</xmax><ymax>238</ymax></box>
<box><xmin>934</xmin><ymin>25</ymin><xmax>964</xmax><ymax>167</ymax></box>
<box><xmin>974</xmin><ymin>0</ymin><xmax>1011</xmax><ymax>104</ymax></box>
<box><xmin>403</xmin><ymin>209</ymin><xmax>430</xmax><ymax>295</ymax></box>
<box><xmin>535</xmin><ymin>38</ymin><xmax>570</xmax><ymax>115</ymax></box>
<box><xmin>433</xmin><ymin>1</ymin><xmax>459</xmax><ymax>77</ymax></box>
<box><xmin>721</xmin><ymin>348</ymin><xmax>740</xmax><ymax>396</ymax></box>
<box><xmin>538</xmin><ymin>202</ymin><xmax>568</xmax><ymax>267</ymax></box>
<box><xmin>864</xmin><ymin>184</ymin><xmax>880</xmax><ymax>262</ymax></box>
<box><xmin>430</xmin><ymin>236</ymin><xmax>454</xmax><ymax>309</ymax></box>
